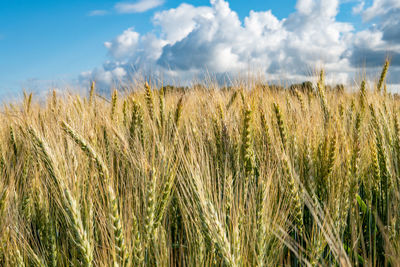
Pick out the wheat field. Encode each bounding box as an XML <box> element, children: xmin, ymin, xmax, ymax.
<box><xmin>0</xmin><ymin>63</ymin><xmax>399</xmax><ymax>266</ymax></box>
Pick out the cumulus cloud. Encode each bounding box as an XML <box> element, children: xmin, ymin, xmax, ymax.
<box><xmin>362</xmin><ymin>0</ymin><xmax>400</xmax><ymax>21</ymax></box>
<box><xmin>81</xmin><ymin>0</ymin><xmax>400</xmax><ymax>88</ymax></box>
<box><xmin>104</xmin><ymin>28</ymin><xmax>140</xmax><ymax>59</ymax></box>
<box><xmin>347</xmin><ymin>0</ymin><xmax>400</xmax><ymax>78</ymax></box>
<box><xmin>361</xmin><ymin>0</ymin><xmax>400</xmax><ymax>44</ymax></box>
<box><xmin>115</xmin><ymin>0</ymin><xmax>165</xmax><ymax>14</ymax></box>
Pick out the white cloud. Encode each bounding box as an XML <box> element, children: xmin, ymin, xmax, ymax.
<box><xmin>347</xmin><ymin>0</ymin><xmax>400</xmax><ymax>75</ymax></box>
<box><xmin>88</xmin><ymin>10</ymin><xmax>108</xmax><ymax>16</ymax></box>
<box><xmin>104</xmin><ymin>28</ymin><xmax>140</xmax><ymax>59</ymax></box>
<box><xmin>81</xmin><ymin>0</ymin><xmax>400</xmax><ymax>88</ymax></box>
<box><xmin>115</xmin><ymin>0</ymin><xmax>164</xmax><ymax>14</ymax></box>
<box><xmin>153</xmin><ymin>4</ymin><xmax>214</xmax><ymax>44</ymax></box>
<box><xmin>361</xmin><ymin>0</ymin><xmax>400</xmax><ymax>44</ymax></box>
<box><xmin>362</xmin><ymin>0</ymin><xmax>400</xmax><ymax>21</ymax></box>
<box><xmin>352</xmin><ymin>1</ymin><xmax>364</xmax><ymax>14</ymax></box>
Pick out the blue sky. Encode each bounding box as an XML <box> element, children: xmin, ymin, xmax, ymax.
<box><xmin>0</xmin><ymin>0</ymin><xmax>296</xmax><ymax>88</ymax></box>
<box><xmin>0</xmin><ymin>0</ymin><xmax>399</xmax><ymax>96</ymax></box>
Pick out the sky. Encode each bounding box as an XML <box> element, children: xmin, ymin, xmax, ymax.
<box><xmin>0</xmin><ymin>0</ymin><xmax>399</xmax><ymax>97</ymax></box>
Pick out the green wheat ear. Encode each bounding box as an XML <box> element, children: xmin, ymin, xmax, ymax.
<box><xmin>273</xmin><ymin>103</ymin><xmax>287</xmax><ymax>150</ymax></box>
<box><xmin>144</xmin><ymin>168</ymin><xmax>157</xmax><ymax>245</ymax></box>
<box><xmin>154</xmin><ymin>171</ymin><xmax>176</xmax><ymax>229</ymax></box>
<box><xmin>319</xmin><ymin>69</ymin><xmax>325</xmax><ymax>92</ymax></box>
<box><xmin>255</xmin><ymin>179</ymin><xmax>267</xmax><ymax>267</ymax></box>
<box><xmin>241</xmin><ymin>105</ymin><xmax>253</xmax><ymax>180</ymax></box>
<box><xmin>359</xmin><ymin>80</ymin><xmax>366</xmax><ymax>111</ymax></box>
<box><xmin>145</xmin><ymin>81</ymin><xmax>154</xmax><ymax>121</ymax></box>
<box><xmin>89</xmin><ymin>81</ymin><xmax>95</xmax><ymax>105</ymax></box>
<box><xmin>294</xmin><ymin>89</ymin><xmax>305</xmax><ymax>113</ymax></box>
<box><xmin>282</xmin><ymin>154</ymin><xmax>303</xmax><ymax>236</ymax></box>
<box><xmin>61</xmin><ymin>121</ymin><xmax>127</xmax><ymax>266</ymax></box>
<box><xmin>9</xmin><ymin>126</ymin><xmax>18</xmax><ymax>158</ymax></box>
<box><xmin>317</xmin><ymin>70</ymin><xmax>329</xmax><ymax>124</ymax></box>
<box><xmin>109</xmin><ymin>185</ymin><xmax>128</xmax><ymax>266</ymax></box>
<box><xmin>131</xmin><ymin>212</ymin><xmax>143</xmax><ymax>266</ymax></box>
<box><xmin>29</xmin><ymin>127</ymin><xmax>93</xmax><ymax>267</ymax></box>
<box><xmin>122</xmin><ymin>99</ymin><xmax>128</xmax><ymax>126</ymax></box>
<box><xmin>111</xmin><ymin>89</ymin><xmax>118</xmax><ymax>121</ymax></box>
<box><xmin>174</xmin><ymin>95</ymin><xmax>184</xmax><ymax>128</ymax></box>
<box><xmin>259</xmin><ymin>108</ymin><xmax>272</xmax><ymax>156</ymax></box>
<box><xmin>159</xmin><ymin>85</ymin><xmax>165</xmax><ymax>130</ymax></box>
<box><xmin>377</xmin><ymin>59</ymin><xmax>390</xmax><ymax>93</ymax></box>
<box><xmin>226</xmin><ymin>90</ymin><xmax>238</xmax><ymax>109</ymax></box>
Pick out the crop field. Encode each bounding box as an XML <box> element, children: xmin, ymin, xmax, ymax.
<box><xmin>0</xmin><ymin>62</ymin><xmax>399</xmax><ymax>266</ymax></box>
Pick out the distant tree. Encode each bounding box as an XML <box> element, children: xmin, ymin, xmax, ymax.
<box><xmin>221</xmin><ymin>86</ymin><xmax>234</xmax><ymax>92</ymax></box>
<box><xmin>288</xmin><ymin>84</ymin><xmax>301</xmax><ymax>93</ymax></box>
<box><xmin>333</xmin><ymin>84</ymin><xmax>345</xmax><ymax>93</ymax></box>
<box><xmin>268</xmin><ymin>84</ymin><xmax>284</xmax><ymax>92</ymax></box>
<box><xmin>161</xmin><ymin>85</ymin><xmax>189</xmax><ymax>94</ymax></box>
<box><xmin>192</xmin><ymin>84</ymin><xmax>207</xmax><ymax>91</ymax></box>
<box><xmin>255</xmin><ymin>83</ymin><xmax>269</xmax><ymax>91</ymax></box>
<box><xmin>288</xmin><ymin>81</ymin><xmax>314</xmax><ymax>94</ymax></box>
<box><xmin>301</xmin><ymin>81</ymin><xmax>313</xmax><ymax>93</ymax></box>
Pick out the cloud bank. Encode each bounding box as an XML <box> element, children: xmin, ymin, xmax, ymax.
<box><xmin>81</xmin><ymin>0</ymin><xmax>400</xmax><ymax>89</ymax></box>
